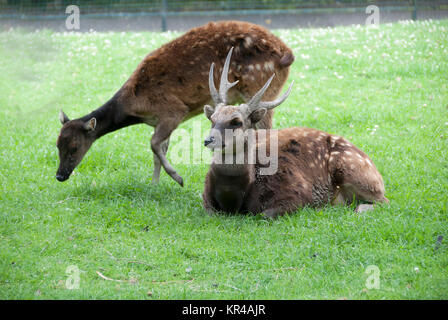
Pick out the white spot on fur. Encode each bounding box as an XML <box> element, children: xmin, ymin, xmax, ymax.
<box><xmin>264</xmin><ymin>61</ymin><xmax>274</xmax><ymax>72</ymax></box>
<box><xmin>244</xmin><ymin>37</ymin><xmax>253</xmax><ymax>48</ymax></box>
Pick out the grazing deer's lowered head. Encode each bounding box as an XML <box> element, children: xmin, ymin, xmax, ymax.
<box><xmin>202</xmin><ymin>54</ymin><xmax>388</xmax><ymax>217</ymax></box>
<box><xmin>56</xmin><ymin>111</ymin><xmax>97</xmax><ymax>181</ymax></box>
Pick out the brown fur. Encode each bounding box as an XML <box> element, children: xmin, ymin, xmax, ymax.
<box><xmin>56</xmin><ymin>21</ymin><xmax>294</xmax><ymax>185</ymax></box>
<box><xmin>121</xmin><ymin>21</ymin><xmax>293</xmax><ymax>124</ymax></box>
<box><xmin>203</xmin><ymin>127</ymin><xmax>387</xmax><ymax>217</ymax></box>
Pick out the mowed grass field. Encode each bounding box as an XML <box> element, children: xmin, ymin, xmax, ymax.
<box><xmin>0</xmin><ymin>20</ymin><xmax>447</xmax><ymax>299</ymax></box>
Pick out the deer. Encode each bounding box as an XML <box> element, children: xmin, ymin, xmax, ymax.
<box><xmin>56</xmin><ymin>21</ymin><xmax>295</xmax><ymax>186</ymax></box>
<box><xmin>202</xmin><ymin>50</ymin><xmax>388</xmax><ymax>218</ymax></box>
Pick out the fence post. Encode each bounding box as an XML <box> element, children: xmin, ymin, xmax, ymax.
<box><xmin>161</xmin><ymin>0</ymin><xmax>167</xmax><ymax>31</ymax></box>
<box><xmin>412</xmin><ymin>0</ymin><xmax>418</xmax><ymax>20</ymax></box>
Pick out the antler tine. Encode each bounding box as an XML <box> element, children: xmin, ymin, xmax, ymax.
<box><xmin>246</xmin><ymin>74</ymin><xmax>294</xmax><ymax>113</ymax></box>
<box><xmin>218</xmin><ymin>47</ymin><xmax>239</xmax><ymax>104</ymax></box>
<box><xmin>246</xmin><ymin>74</ymin><xmax>275</xmax><ymax>112</ymax></box>
<box><xmin>208</xmin><ymin>62</ymin><xmax>220</xmax><ymax>105</ymax></box>
<box><xmin>259</xmin><ymin>80</ymin><xmax>294</xmax><ymax>110</ymax></box>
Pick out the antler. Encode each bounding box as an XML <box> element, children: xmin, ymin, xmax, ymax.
<box><xmin>245</xmin><ymin>74</ymin><xmax>294</xmax><ymax>114</ymax></box>
<box><xmin>208</xmin><ymin>47</ymin><xmax>239</xmax><ymax>106</ymax></box>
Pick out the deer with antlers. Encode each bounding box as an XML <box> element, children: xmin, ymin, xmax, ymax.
<box><xmin>55</xmin><ymin>21</ymin><xmax>294</xmax><ymax>186</ymax></box>
<box><xmin>202</xmin><ymin>49</ymin><xmax>388</xmax><ymax>217</ymax></box>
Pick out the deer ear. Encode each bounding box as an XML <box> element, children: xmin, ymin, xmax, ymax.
<box><xmin>84</xmin><ymin>118</ymin><xmax>97</xmax><ymax>131</ymax></box>
<box><xmin>249</xmin><ymin>108</ymin><xmax>267</xmax><ymax>124</ymax></box>
<box><xmin>204</xmin><ymin>105</ymin><xmax>215</xmax><ymax>120</ymax></box>
<box><xmin>59</xmin><ymin>110</ymin><xmax>70</xmax><ymax>124</ymax></box>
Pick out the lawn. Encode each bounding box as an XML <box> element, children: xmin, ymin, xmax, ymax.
<box><xmin>0</xmin><ymin>20</ymin><xmax>447</xmax><ymax>299</ymax></box>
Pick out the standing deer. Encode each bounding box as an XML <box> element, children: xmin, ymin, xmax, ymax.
<box><xmin>56</xmin><ymin>21</ymin><xmax>294</xmax><ymax>186</ymax></box>
<box><xmin>202</xmin><ymin>51</ymin><xmax>388</xmax><ymax>217</ymax></box>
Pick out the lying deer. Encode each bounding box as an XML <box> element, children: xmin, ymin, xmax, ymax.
<box><xmin>56</xmin><ymin>21</ymin><xmax>294</xmax><ymax>186</ymax></box>
<box><xmin>202</xmin><ymin>50</ymin><xmax>388</xmax><ymax>217</ymax></box>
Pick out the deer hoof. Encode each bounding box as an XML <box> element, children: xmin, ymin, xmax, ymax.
<box><xmin>171</xmin><ymin>174</ymin><xmax>184</xmax><ymax>187</ymax></box>
<box><xmin>355</xmin><ymin>204</ymin><xmax>375</xmax><ymax>213</ymax></box>
<box><xmin>262</xmin><ymin>208</ymin><xmax>280</xmax><ymax>219</ymax></box>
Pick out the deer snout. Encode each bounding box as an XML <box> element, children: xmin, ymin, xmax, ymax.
<box><xmin>204</xmin><ymin>136</ymin><xmax>215</xmax><ymax>147</ymax></box>
<box><xmin>205</xmin><ymin>128</ymin><xmax>225</xmax><ymax>149</ymax></box>
<box><xmin>55</xmin><ymin>168</ymin><xmax>72</xmax><ymax>182</ymax></box>
<box><xmin>55</xmin><ymin>174</ymin><xmax>69</xmax><ymax>182</ymax></box>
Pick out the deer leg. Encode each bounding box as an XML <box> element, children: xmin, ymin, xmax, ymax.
<box><xmin>152</xmin><ymin>138</ymin><xmax>170</xmax><ymax>184</ymax></box>
<box><xmin>338</xmin><ymin>171</ymin><xmax>387</xmax><ymax>206</ymax></box>
<box><xmin>329</xmin><ymin>147</ymin><xmax>388</xmax><ymax>211</ymax></box>
<box><xmin>330</xmin><ymin>186</ymin><xmax>346</xmax><ymax>205</ymax></box>
<box><xmin>151</xmin><ymin>119</ymin><xmax>184</xmax><ymax>187</ymax></box>
<box><xmin>355</xmin><ymin>197</ymin><xmax>389</xmax><ymax>213</ymax></box>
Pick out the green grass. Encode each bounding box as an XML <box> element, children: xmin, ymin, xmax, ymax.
<box><xmin>0</xmin><ymin>20</ymin><xmax>447</xmax><ymax>299</ymax></box>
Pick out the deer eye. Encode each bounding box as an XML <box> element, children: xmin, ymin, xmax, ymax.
<box><xmin>230</xmin><ymin>119</ymin><xmax>242</xmax><ymax>127</ymax></box>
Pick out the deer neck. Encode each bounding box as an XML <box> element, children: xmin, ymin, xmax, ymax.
<box><xmin>210</xmin><ymin>162</ymin><xmax>254</xmax><ymax>214</ymax></box>
<box><xmin>211</xmin><ymin>161</ymin><xmax>254</xmax><ymax>178</ymax></box>
<box><xmin>209</xmin><ymin>143</ymin><xmax>256</xmax><ymax>212</ymax></box>
<box><xmin>211</xmin><ymin>141</ymin><xmax>255</xmax><ymax>178</ymax></box>
<box><xmin>80</xmin><ymin>94</ymin><xmax>142</xmax><ymax>140</ymax></box>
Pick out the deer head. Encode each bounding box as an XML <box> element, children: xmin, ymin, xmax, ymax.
<box><xmin>203</xmin><ymin>48</ymin><xmax>293</xmax><ymax>152</ymax></box>
<box><xmin>55</xmin><ymin>110</ymin><xmax>97</xmax><ymax>181</ymax></box>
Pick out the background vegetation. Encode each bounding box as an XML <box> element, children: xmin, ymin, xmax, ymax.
<box><xmin>0</xmin><ymin>0</ymin><xmax>434</xmax><ymax>14</ymax></box>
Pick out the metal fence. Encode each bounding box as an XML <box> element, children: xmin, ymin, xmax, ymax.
<box><xmin>1</xmin><ymin>0</ymin><xmax>447</xmax><ymax>30</ymax></box>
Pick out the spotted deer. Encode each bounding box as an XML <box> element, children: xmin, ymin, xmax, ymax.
<box><xmin>202</xmin><ymin>51</ymin><xmax>388</xmax><ymax>217</ymax></box>
<box><xmin>56</xmin><ymin>21</ymin><xmax>294</xmax><ymax>186</ymax></box>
